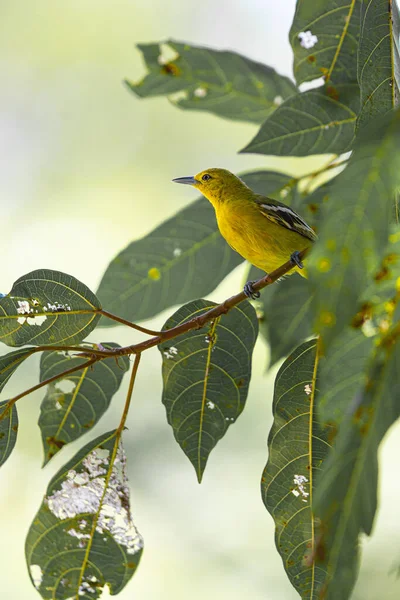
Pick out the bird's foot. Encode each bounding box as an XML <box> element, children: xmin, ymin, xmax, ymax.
<box><xmin>243</xmin><ymin>281</ymin><xmax>261</xmax><ymax>300</ymax></box>
<box><xmin>290</xmin><ymin>251</ymin><xmax>304</xmax><ymax>269</ymax></box>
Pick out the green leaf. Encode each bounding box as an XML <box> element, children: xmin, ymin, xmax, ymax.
<box><xmin>0</xmin><ymin>270</ymin><xmax>101</xmax><ymax>347</ymax></box>
<box><xmin>290</xmin><ymin>0</ymin><xmax>360</xmax><ymax>85</ymax></box>
<box><xmin>241</xmin><ymin>85</ymin><xmax>359</xmax><ymax>157</ymax></box>
<box><xmin>0</xmin><ymin>400</ymin><xmax>18</xmax><ymax>467</ymax></box>
<box><xmin>314</xmin><ymin>226</ymin><xmax>400</xmax><ymax>427</ymax></box>
<box><xmin>127</xmin><ymin>40</ymin><xmax>297</xmax><ymax>124</ymax></box>
<box><xmin>314</xmin><ymin>336</ymin><xmax>400</xmax><ymax>599</ymax></box>
<box><xmin>309</xmin><ymin>109</ymin><xmax>400</xmax><ymax>349</ymax></box>
<box><xmin>159</xmin><ymin>298</ymin><xmax>258</xmax><ymax>482</ymax></box>
<box><xmin>0</xmin><ymin>347</ymin><xmax>34</xmax><ymax>394</ymax></box>
<box><xmin>292</xmin><ymin>179</ymin><xmax>333</xmax><ymax>231</ymax></box>
<box><xmin>249</xmin><ymin>267</ymin><xmax>314</xmax><ymax>366</ymax></box>
<box><xmin>266</xmin><ymin>276</ymin><xmax>314</xmax><ymax>366</ymax></box>
<box><xmin>261</xmin><ymin>340</ymin><xmax>336</xmax><ymax>598</ymax></box>
<box><xmin>96</xmin><ymin>171</ymin><xmax>290</xmax><ymax>326</ymax></box>
<box><xmin>361</xmin><ymin>224</ymin><xmax>400</xmax><ymax>308</ymax></box>
<box><xmin>241</xmin><ymin>170</ymin><xmax>296</xmax><ymax>199</ymax></box>
<box><xmin>317</xmin><ymin>326</ymin><xmax>373</xmax><ymax>424</ymax></box>
<box><xmin>26</xmin><ymin>430</ymin><xmax>143</xmax><ymax>599</ymax></box>
<box><xmin>38</xmin><ymin>344</ymin><xmax>130</xmax><ymax>465</ymax></box>
<box><xmin>357</xmin><ymin>0</ymin><xmax>400</xmax><ymax>130</ymax></box>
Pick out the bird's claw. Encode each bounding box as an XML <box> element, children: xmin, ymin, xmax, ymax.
<box><xmin>243</xmin><ymin>281</ymin><xmax>260</xmax><ymax>300</ymax></box>
<box><xmin>290</xmin><ymin>251</ymin><xmax>304</xmax><ymax>269</ymax></box>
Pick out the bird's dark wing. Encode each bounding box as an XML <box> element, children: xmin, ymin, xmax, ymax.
<box><xmin>254</xmin><ymin>196</ymin><xmax>317</xmax><ymax>242</ymax></box>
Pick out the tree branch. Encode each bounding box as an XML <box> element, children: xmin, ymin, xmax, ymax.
<box><xmin>0</xmin><ymin>357</ymin><xmax>98</xmax><ymax>422</ymax></box>
<box><xmin>118</xmin><ymin>246</ymin><xmax>310</xmax><ymax>356</ymax></box>
<box><xmin>31</xmin><ymin>344</ymin><xmax>111</xmax><ymax>357</ymax></box>
<box><xmin>116</xmin><ymin>353</ymin><xmax>141</xmax><ymax>433</ymax></box>
<box><xmin>99</xmin><ymin>309</ymin><xmax>161</xmax><ymax>336</ymax></box>
<box><xmin>0</xmin><ymin>248</ymin><xmax>309</xmax><ymax>414</ymax></box>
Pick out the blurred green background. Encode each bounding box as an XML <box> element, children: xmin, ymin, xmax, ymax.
<box><xmin>1</xmin><ymin>1</ymin><xmax>400</xmax><ymax>599</ymax></box>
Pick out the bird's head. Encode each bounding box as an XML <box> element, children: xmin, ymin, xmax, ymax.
<box><xmin>173</xmin><ymin>168</ymin><xmax>247</xmax><ymax>207</ymax></box>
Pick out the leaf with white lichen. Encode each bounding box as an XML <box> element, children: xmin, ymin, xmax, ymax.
<box><xmin>159</xmin><ymin>299</ymin><xmax>258</xmax><ymax>482</ymax></box>
<box><xmin>25</xmin><ymin>430</ymin><xmax>143</xmax><ymax>599</ymax></box>
<box><xmin>261</xmin><ymin>340</ymin><xmax>341</xmax><ymax>598</ymax></box>
<box><xmin>0</xmin><ymin>269</ymin><xmax>101</xmax><ymax>347</ymax></box>
<box><xmin>127</xmin><ymin>40</ymin><xmax>296</xmax><ymax>124</ymax></box>
<box><xmin>38</xmin><ymin>343</ymin><xmax>130</xmax><ymax>465</ymax></box>
<box><xmin>290</xmin><ymin>0</ymin><xmax>360</xmax><ymax>86</ymax></box>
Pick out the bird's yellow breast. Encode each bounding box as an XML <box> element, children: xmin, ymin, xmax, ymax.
<box><xmin>215</xmin><ymin>201</ymin><xmax>311</xmax><ymax>275</ymax></box>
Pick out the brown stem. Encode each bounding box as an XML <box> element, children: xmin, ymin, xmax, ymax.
<box><xmin>118</xmin><ymin>247</ymin><xmax>310</xmax><ymax>356</ymax></box>
<box><xmin>75</xmin><ymin>352</ymin><xmax>142</xmax><ymax>596</ymax></box>
<box><xmin>0</xmin><ymin>357</ymin><xmax>98</xmax><ymax>422</ymax></box>
<box><xmin>6</xmin><ymin>246</ymin><xmax>309</xmax><ymax>415</ymax></box>
<box><xmin>31</xmin><ymin>345</ymin><xmax>111</xmax><ymax>357</ymax></box>
<box><xmin>116</xmin><ymin>353</ymin><xmax>141</xmax><ymax>433</ymax></box>
<box><xmin>302</xmin><ymin>156</ymin><xmax>349</xmax><ymax>194</ymax></box>
<box><xmin>99</xmin><ymin>309</ymin><xmax>161</xmax><ymax>336</ymax></box>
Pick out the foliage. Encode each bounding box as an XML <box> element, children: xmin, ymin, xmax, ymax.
<box><xmin>159</xmin><ymin>298</ymin><xmax>258</xmax><ymax>482</ymax></box>
<box><xmin>261</xmin><ymin>340</ymin><xmax>338</xmax><ymax>598</ymax></box>
<box><xmin>1</xmin><ymin>2</ymin><xmax>400</xmax><ymax>599</ymax></box>
<box><xmin>127</xmin><ymin>40</ymin><xmax>296</xmax><ymax>124</ymax></box>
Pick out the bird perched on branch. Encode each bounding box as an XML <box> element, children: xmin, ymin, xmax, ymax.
<box><xmin>173</xmin><ymin>168</ymin><xmax>316</xmax><ymax>298</ymax></box>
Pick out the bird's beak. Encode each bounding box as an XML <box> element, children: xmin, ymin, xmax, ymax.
<box><xmin>172</xmin><ymin>176</ymin><xmax>198</xmax><ymax>186</ymax></box>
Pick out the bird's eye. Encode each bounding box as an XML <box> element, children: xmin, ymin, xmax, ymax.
<box><xmin>202</xmin><ymin>174</ymin><xmax>212</xmax><ymax>181</ymax></box>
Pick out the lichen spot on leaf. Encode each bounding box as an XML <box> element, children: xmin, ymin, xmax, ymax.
<box><xmin>317</xmin><ymin>258</ymin><xmax>331</xmax><ymax>272</ymax></box>
<box><xmin>148</xmin><ymin>267</ymin><xmax>161</xmax><ymax>281</ymax></box>
<box><xmin>319</xmin><ymin>310</ymin><xmax>336</xmax><ymax>327</ymax></box>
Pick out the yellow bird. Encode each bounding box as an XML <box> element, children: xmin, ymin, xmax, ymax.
<box><xmin>173</xmin><ymin>168</ymin><xmax>316</xmax><ymax>298</ymax></box>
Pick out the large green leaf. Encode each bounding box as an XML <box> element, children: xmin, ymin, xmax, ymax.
<box><xmin>308</xmin><ymin>108</ymin><xmax>400</xmax><ymax>349</ymax></box>
<box><xmin>292</xmin><ymin>179</ymin><xmax>334</xmax><ymax>231</ymax></box>
<box><xmin>357</xmin><ymin>0</ymin><xmax>400</xmax><ymax>130</ymax></box>
<box><xmin>239</xmin><ymin>170</ymin><xmax>296</xmax><ymax>201</ymax></box>
<box><xmin>360</xmin><ymin>224</ymin><xmax>400</xmax><ymax>309</ymax></box>
<box><xmin>241</xmin><ymin>85</ymin><xmax>358</xmax><ymax>157</ymax></box>
<box><xmin>26</xmin><ymin>430</ymin><xmax>143</xmax><ymax>599</ymax></box>
<box><xmin>290</xmin><ymin>0</ymin><xmax>360</xmax><ymax>85</ymax></box>
<box><xmin>96</xmin><ymin>171</ymin><xmax>293</xmax><ymax>326</ymax></box>
<box><xmin>127</xmin><ymin>40</ymin><xmax>296</xmax><ymax>124</ymax></box>
<box><xmin>261</xmin><ymin>340</ymin><xmax>341</xmax><ymax>599</ymax></box>
<box><xmin>314</xmin><ymin>334</ymin><xmax>400</xmax><ymax>599</ymax></box>
<box><xmin>317</xmin><ymin>326</ymin><xmax>373</xmax><ymax>423</ymax></box>
<box><xmin>39</xmin><ymin>344</ymin><xmax>130</xmax><ymax>465</ymax></box>
<box><xmin>249</xmin><ymin>267</ymin><xmax>314</xmax><ymax>366</ymax></box>
<box><xmin>0</xmin><ymin>348</ymin><xmax>34</xmax><ymax>394</ymax></box>
<box><xmin>265</xmin><ymin>276</ymin><xmax>314</xmax><ymax>366</ymax></box>
<box><xmin>159</xmin><ymin>298</ymin><xmax>258</xmax><ymax>482</ymax></box>
<box><xmin>0</xmin><ymin>400</ymin><xmax>18</xmax><ymax>467</ymax></box>
<box><xmin>315</xmin><ymin>226</ymin><xmax>400</xmax><ymax>424</ymax></box>
<box><xmin>0</xmin><ymin>270</ymin><xmax>101</xmax><ymax>347</ymax></box>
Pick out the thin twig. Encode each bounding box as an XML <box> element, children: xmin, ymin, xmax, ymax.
<box><xmin>118</xmin><ymin>247</ymin><xmax>310</xmax><ymax>356</ymax></box>
<box><xmin>2</xmin><ymin>248</ymin><xmax>309</xmax><ymax>415</ymax></box>
<box><xmin>75</xmin><ymin>352</ymin><xmax>141</xmax><ymax>595</ymax></box>
<box><xmin>99</xmin><ymin>309</ymin><xmax>161</xmax><ymax>336</ymax></box>
<box><xmin>116</xmin><ymin>353</ymin><xmax>141</xmax><ymax>433</ymax></box>
<box><xmin>302</xmin><ymin>156</ymin><xmax>349</xmax><ymax>195</ymax></box>
<box><xmin>0</xmin><ymin>357</ymin><xmax>98</xmax><ymax>422</ymax></box>
<box><xmin>31</xmin><ymin>345</ymin><xmax>111</xmax><ymax>357</ymax></box>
